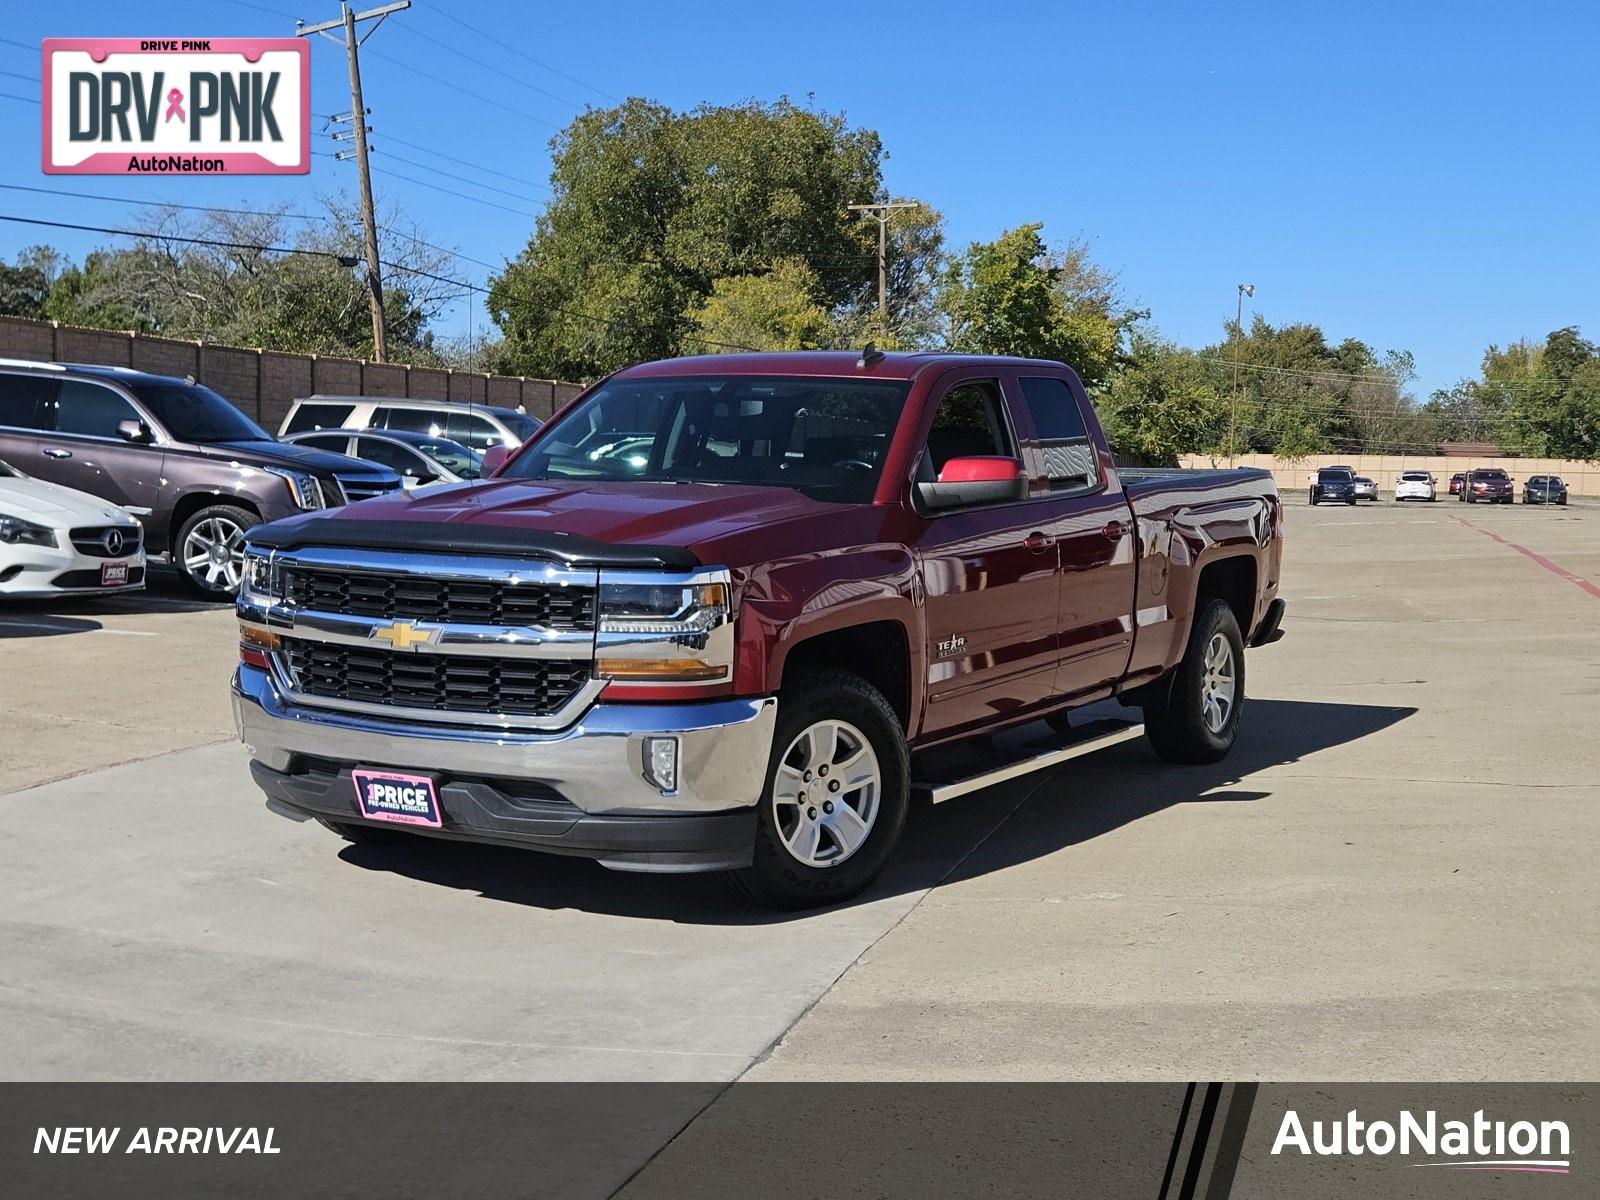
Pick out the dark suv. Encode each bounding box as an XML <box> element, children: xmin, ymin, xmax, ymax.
<box><xmin>0</xmin><ymin>359</ymin><xmax>403</xmax><ymax>597</ymax></box>
<box><xmin>1460</xmin><ymin>467</ymin><xmax>1513</xmax><ymax>504</ymax></box>
<box><xmin>1309</xmin><ymin>467</ymin><xmax>1357</xmax><ymax>505</ymax></box>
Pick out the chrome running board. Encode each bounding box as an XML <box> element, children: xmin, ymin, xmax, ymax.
<box><xmin>911</xmin><ymin>718</ymin><xmax>1145</xmax><ymax>805</ymax></box>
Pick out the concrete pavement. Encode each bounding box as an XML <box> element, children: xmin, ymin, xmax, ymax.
<box><xmin>0</xmin><ymin>500</ymin><xmax>1594</xmax><ymax>1087</ymax></box>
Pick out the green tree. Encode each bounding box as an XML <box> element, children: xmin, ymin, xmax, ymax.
<box><xmin>687</xmin><ymin>258</ymin><xmax>833</xmax><ymax>351</ymax></box>
<box><xmin>36</xmin><ymin>203</ymin><xmax>456</xmax><ymax>360</ymax></box>
<box><xmin>489</xmin><ymin>98</ymin><xmax>887</xmax><ymax>379</ymax></box>
<box><xmin>1097</xmin><ymin>329</ymin><xmax>1224</xmax><ymax>465</ymax></box>
<box><xmin>0</xmin><ymin>246</ymin><xmax>53</xmax><ymax>318</ymax></box>
<box><xmin>938</xmin><ymin>224</ymin><xmax>1128</xmax><ymax>388</ymax></box>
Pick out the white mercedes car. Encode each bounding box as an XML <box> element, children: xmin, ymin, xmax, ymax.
<box><xmin>1394</xmin><ymin>470</ymin><xmax>1437</xmax><ymax>501</ymax></box>
<box><xmin>0</xmin><ymin>458</ymin><xmax>146</xmax><ymax>598</ymax></box>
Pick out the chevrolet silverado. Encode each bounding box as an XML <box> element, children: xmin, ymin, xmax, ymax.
<box><xmin>233</xmin><ymin>351</ymin><xmax>1285</xmax><ymax>908</ymax></box>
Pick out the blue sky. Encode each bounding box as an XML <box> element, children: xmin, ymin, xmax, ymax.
<box><xmin>3</xmin><ymin>0</ymin><xmax>1596</xmax><ymax>396</ymax></box>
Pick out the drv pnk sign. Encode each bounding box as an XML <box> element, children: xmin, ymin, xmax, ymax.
<box><xmin>42</xmin><ymin>38</ymin><xmax>309</xmax><ymax>175</ymax></box>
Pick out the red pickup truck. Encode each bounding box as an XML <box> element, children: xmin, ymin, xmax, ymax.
<box><xmin>234</xmin><ymin>351</ymin><xmax>1284</xmax><ymax>907</ymax></box>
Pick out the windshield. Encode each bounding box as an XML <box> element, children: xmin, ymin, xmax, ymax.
<box><xmin>131</xmin><ymin>382</ymin><xmax>271</xmax><ymax>444</ymax></box>
<box><xmin>503</xmin><ymin>375</ymin><xmax>911</xmax><ymax>503</ymax></box>
<box><xmin>1317</xmin><ymin>469</ymin><xmax>1352</xmax><ymax>481</ymax></box>
<box><xmin>1473</xmin><ymin>469</ymin><xmax>1509</xmax><ymax>480</ymax></box>
<box><xmin>415</xmin><ymin>437</ymin><xmax>483</xmax><ymax>479</ymax></box>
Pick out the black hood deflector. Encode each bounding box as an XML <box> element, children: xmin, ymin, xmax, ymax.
<box><xmin>246</xmin><ymin>516</ymin><xmax>700</xmax><ymax>571</ymax></box>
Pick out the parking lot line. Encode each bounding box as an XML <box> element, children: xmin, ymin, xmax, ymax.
<box><xmin>1454</xmin><ymin>516</ymin><xmax>1600</xmax><ymax>600</ymax></box>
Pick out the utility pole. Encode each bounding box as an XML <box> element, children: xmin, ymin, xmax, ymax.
<box><xmin>298</xmin><ymin>1</ymin><xmax>410</xmax><ymax>362</ymax></box>
<box><xmin>848</xmin><ymin>201</ymin><xmax>921</xmax><ymax>322</ymax></box>
<box><xmin>1228</xmin><ymin>282</ymin><xmax>1255</xmax><ymax>467</ymax></box>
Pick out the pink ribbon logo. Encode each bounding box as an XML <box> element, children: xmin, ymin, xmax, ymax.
<box><xmin>164</xmin><ymin>88</ymin><xmax>185</xmax><ymax>123</ymax></box>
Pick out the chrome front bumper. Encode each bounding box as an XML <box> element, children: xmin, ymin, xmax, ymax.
<box><xmin>232</xmin><ymin>663</ymin><xmax>777</xmax><ymax>818</ymax></box>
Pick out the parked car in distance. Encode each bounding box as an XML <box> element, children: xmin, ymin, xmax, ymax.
<box><xmin>1523</xmin><ymin>475</ymin><xmax>1568</xmax><ymax>505</ymax></box>
<box><xmin>235</xmin><ymin>350</ymin><xmax>1286</xmax><ymax>909</ymax></box>
<box><xmin>1394</xmin><ymin>471</ymin><xmax>1437</xmax><ymax>502</ymax></box>
<box><xmin>1461</xmin><ymin>467</ymin><xmax>1514</xmax><ymax>504</ymax></box>
<box><xmin>0</xmin><ymin>359</ymin><xmax>404</xmax><ymax>597</ymax></box>
<box><xmin>1352</xmin><ymin>475</ymin><xmax>1378</xmax><ymax>501</ymax></box>
<box><xmin>1309</xmin><ymin>467</ymin><xmax>1357</xmax><ymax>505</ymax></box>
<box><xmin>0</xmin><ymin>456</ymin><xmax>146</xmax><ymax>598</ymax></box>
<box><xmin>280</xmin><ymin>395</ymin><xmax>541</xmax><ymax>453</ymax></box>
<box><xmin>1448</xmin><ymin>472</ymin><xmax>1465</xmax><ymax>496</ymax></box>
<box><xmin>283</xmin><ymin>429</ymin><xmax>484</xmax><ymax>488</ymax></box>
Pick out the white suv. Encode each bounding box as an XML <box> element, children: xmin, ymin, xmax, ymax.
<box><xmin>280</xmin><ymin>395</ymin><xmax>541</xmax><ymax>452</ymax></box>
<box><xmin>1394</xmin><ymin>470</ymin><xmax>1437</xmax><ymax>501</ymax></box>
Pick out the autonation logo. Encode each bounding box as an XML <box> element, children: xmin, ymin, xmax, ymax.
<box><xmin>1272</xmin><ymin>1108</ymin><xmax>1571</xmax><ymax>1175</ymax></box>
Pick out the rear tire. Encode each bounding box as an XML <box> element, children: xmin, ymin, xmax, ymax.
<box><xmin>1143</xmin><ymin>599</ymin><xmax>1245</xmax><ymax>765</ymax></box>
<box><xmin>728</xmin><ymin>670</ymin><xmax>910</xmax><ymax>909</ymax></box>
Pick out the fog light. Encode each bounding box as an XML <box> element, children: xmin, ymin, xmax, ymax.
<box><xmin>642</xmin><ymin>736</ymin><xmax>679</xmax><ymax>793</ymax></box>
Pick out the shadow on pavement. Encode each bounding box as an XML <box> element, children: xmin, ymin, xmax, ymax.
<box><xmin>331</xmin><ymin>697</ymin><xmax>1415</xmax><ymax>925</ymax></box>
<box><xmin>0</xmin><ymin>565</ymin><xmax>223</xmax><ymax>632</ymax></box>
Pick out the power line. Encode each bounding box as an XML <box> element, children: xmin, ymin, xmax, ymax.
<box><xmin>0</xmin><ymin>180</ymin><xmax>502</xmax><ymax>275</ymax></box>
<box><xmin>0</xmin><ymin>68</ymin><xmax>38</xmax><ymax>84</ymax></box>
<box><xmin>362</xmin><ymin>46</ymin><xmax>560</xmax><ymax>128</ymax></box>
<box><xmin>373</xmin><ymin>130</ymin><xmax>548</xmax><ymax>191</ymax></box>
<box><xmin>421</xmin><ymin>4</ymin><xmax>618</xmax><ymax>103</ymax></box>
<box><xmin>365</xmin><ymin>161</ymin><xmax>538</xmax><ymax>217</ymax></box>
<box><xmin>0</xmin><ymin>36</ymin><xmax>39</xmax><ymax>52</ymax></box>
<box><xmin>390</xmin><ymin>19</ymin><xmax>583</xmax><ymax>110</ymax></box>
<box><xmin>0</xmin><ymin>91</ymin><xmax>38</xmax><ymax>105</ymax></box>
<box><xmin>369</xmin><ymin>148</ymin><xmax>542</xmax><ymax>205</ymax></box>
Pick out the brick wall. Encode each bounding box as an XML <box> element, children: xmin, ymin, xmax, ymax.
<box><xmin>0</xmin><ymin>316</ymin><xmax>580</xmax><ymax>428</ymax></box>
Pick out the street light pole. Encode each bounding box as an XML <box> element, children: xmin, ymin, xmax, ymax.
<box><xmin>1228</xmin><ymin>282</ymin><xmax>1255</xmax><ymax>467</ymax></box>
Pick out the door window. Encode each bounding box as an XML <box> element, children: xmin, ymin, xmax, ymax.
<box><xmin>377</xmin><ymin>406</ymin><xmax>444</xmax><ymax>436</ymax></box>
<box><xmin>445</xmin><ymin>411</ymin><xmax>503</xmax><ymax>451</ymax></box>
<box><xmin>1016</xmin><ymin>377</ymin><xmax>1098</xmax><ymax>492</ymax></box>
<box><xmin>46</xmin><ymin>380</ymin><xmax>141</xmax><ymax>439</ymax></box>
<box><xmin>923</xmin><ymin>381</ymin><xmax>1013</xmax><ymax>477</ymax></box>
<box><xmin>0</xmin><ymin>373</ymin><xmax>55</xmax><ymax>430</ymax></box>
<box><xmin>356</xmin><ymin>437</ymin><xmax>431</xmax><ymax>477</ymax></box>
<box><xmin>294</xmin><ymin>434</ymin><xmax>352</xmax><ymax>453</ymax></box>
<box><xmin>283</xmin><ymin>402</ymin><xmax>355</xmax><ymax>434</ymax></box>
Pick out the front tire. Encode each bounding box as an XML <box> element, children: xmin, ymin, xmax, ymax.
<box><xmin>729</xmin><ymin>669</ymin><xmax>909</xmax><ymax>909</ymax></box>
<box><xmin>1143</xmin><ymin>599</ymin><xmax>1245</xmax><ymax>764</ymax></box>
<box><xmin>175</xmin><ymin>504</ymin><xmax>258</xmax><ymax>598</ymax></box>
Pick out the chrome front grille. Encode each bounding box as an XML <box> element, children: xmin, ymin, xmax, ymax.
<box><xmin>243</xmin><ymin>548</ymin><xmax>603</xmax><ymax>729</ymax></box>
<box><xmin>282</xmin><ymin>565</ymin><xmax>596</xmax><ymax>628</ymax></box>
<box><xmin>69</xmin><ymin>525</ymin><xmax>143</xmax><ymax>558</ymax></box>
<box><xmin>282</xmin><ymin>637</ymin><xmax>591</xmax><ymax>718</ymax></box>
<box><xmin>331</xmin><ymin>475</ymin><xmax>404</xmax><ymax>504</ymax></box>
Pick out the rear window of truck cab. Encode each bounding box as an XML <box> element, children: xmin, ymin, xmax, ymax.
<box><xmin>1317</xmin><ymin>469</ymin><xmax>1353</xmax><ymax>481</ymax></box>
<box><xmin>503</xmin><ymin>375</ymin><xmax>910</xmax><ymax>502</ymax></box>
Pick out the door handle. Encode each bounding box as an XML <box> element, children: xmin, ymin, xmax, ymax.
<box><xmin>1100</xmin><ymin>521</ymin><xmax>1129</xmax><ymax>540</ymax></box>
<box><xmin>42</xmin><ymin>448</ymin><xmax>72</xmax><ymax>460</ymax></box>
<box><xmin>1023</xmin><ymin>531</ymin><xmax>1055</xmax><ymax>553</ymax></box>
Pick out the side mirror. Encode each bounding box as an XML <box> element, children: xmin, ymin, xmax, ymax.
<box><xmin>481</xmin><ymin>445</ymin><xmax>509</xmax><ymax>476</ymax></box>
<box><xmin>916</xmin><ymin>456</ymin><xmax>1026</xmax><ymax>511</ymax></box>
<box><xmin>116</xmin><ymin>419</ymin><xmax>153</xmax><ymax>444</ymax></box>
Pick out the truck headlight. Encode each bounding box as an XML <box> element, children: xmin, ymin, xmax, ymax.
<box><xmin>240</xmin><ymin>549</ymin><xmax>282</xmax><ymax>602</ymax></box>
<box><xmin>0</xmin><ymin>513</ymin><xmax>57</xmax><ymax>547</ymax></box>
<box><xmin>595</xmin><ymin>568</ymin><xmax>733</xmax><ymax>684</ymax></box>
<box><xmin>263</xmin><ymin>466</ymin><xmax>326</xmax><ymax>511</ymax></box>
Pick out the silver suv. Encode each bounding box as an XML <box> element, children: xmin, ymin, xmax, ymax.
<box><xmin>280</xmin><ymin>395</ymin><xmax>541</xmax><ymax>452</ymax></box>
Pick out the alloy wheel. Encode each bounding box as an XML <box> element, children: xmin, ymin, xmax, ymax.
<box><xmin>182</xmin><ymin>516</ymin><xmax>247</xmax><ymax>593</ymax></box>
<box><xmin>1201</xmin><ymin>633</ymin><xmax>1236</xmax><ymax>734</ymax></box>
<box><xmin>772</xmin><ymin>718</ymin><xmax>882</xmax><ymax>868</ymax></box>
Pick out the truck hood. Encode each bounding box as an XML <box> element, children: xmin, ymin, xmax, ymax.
<box><xmin>249</xmin><ymin>479</ymin><xmax>878</xmax><ymax>569</ymax></box>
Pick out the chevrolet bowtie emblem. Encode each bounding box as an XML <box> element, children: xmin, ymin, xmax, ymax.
<box><xmin>369</xmin><ymin>621</ymin><xmax>440</xmax><ymax>651</ymax></box>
